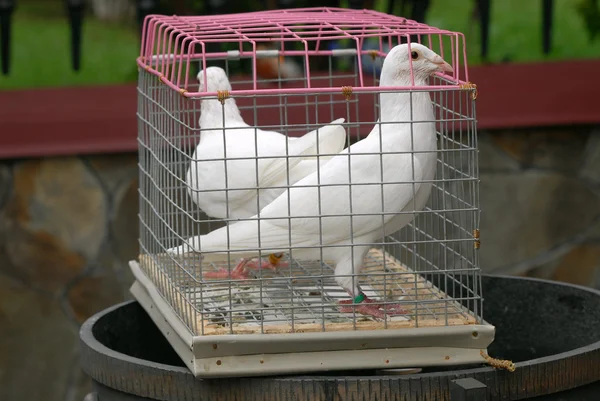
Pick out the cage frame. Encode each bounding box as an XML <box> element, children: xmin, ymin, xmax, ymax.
<box><xmin>131</xmin><ymin>6</ymin><xmax>494</xmax><ymax>378</ymax></box>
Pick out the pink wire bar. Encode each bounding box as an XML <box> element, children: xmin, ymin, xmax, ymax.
<box><xmin>137</xmin><ymin>7</ymin><xmax>471</xmax><ymax>98</ymax></box>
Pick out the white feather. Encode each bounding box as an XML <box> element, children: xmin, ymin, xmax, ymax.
<box><xmin>187</xmin><ymin>66</ymin><xmax>347</xmax><ymax>219</ymax></box>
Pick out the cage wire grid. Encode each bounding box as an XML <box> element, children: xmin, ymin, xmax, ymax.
<box><xmin>134</xmin><ymin>7</ymin><xmax>483</xmax><ymax>340</ymax></box>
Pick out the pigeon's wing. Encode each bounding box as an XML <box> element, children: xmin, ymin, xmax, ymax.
<box><xmin>186</xmin><ymin>120</ymin><xmax>345</xmax><ymax>219</ymax></box>
<box><xmin>289</xmin><ymin>117</ymin><xmax>347</xmax><ymax>157</ymax></box>
<box><xmin>279</xmin><ymin>118</ymin><xmax>348</xmax><ymax>186</ymax></box>
<box><xmin>173</xmin><ymin>142</ymin><xmax>424</xmax><ymax>255</ymax></box>
<box><xmin>257</xmin><ymin>118</ymin><xmax>346</xmax><ymax>189</ymax></box>
<box><xmin>272</xmin><ymin>151</ymin><xmax>426</xmax><ymax>244</ymax></box>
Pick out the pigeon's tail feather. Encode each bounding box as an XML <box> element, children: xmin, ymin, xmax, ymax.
<box><xmin>290</xmin><ymin>117</ymin><xmax>347</xmax><ymax>158</ymax></box>
<box><xmin>284</xmin><ymin>159</ymin><xmax>323</xmax><ymax>185</ymax></box>
<box><xmin>258</xmin><ymin>119</ymin><xmax>345</xmax><ymax>189</ymax></box>
<box><xmin>167</xmin><ymin>219</ymin><xmax>295</xmax><ymax>259</ymax></box>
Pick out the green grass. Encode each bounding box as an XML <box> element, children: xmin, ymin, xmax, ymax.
<box><xmin>382</xmin><ymin>0</ymin><xmax>600</xmax><ymax>65</ymax></box>
<box><xmin>2</xmin><ymin>0</ymin><xmax>600</xmax><ymax>90</ymax></box>
<box><xmin>0</xmin><ymin>1</ymin><xmax>139</xmax><ymax>90</ymax></box>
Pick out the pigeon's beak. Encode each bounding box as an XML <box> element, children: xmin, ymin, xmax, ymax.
<box><xmin>429</xmin><ymin>54</ymin><xmax>453</xmax><ymax>73</ymax></box>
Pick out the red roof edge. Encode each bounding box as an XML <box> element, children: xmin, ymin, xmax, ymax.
<box><xmin>0</xmin><ymin>59</ymin><xmax>598</xmax><ymax>160</ymax></box>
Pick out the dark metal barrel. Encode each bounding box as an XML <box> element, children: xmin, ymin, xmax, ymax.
<box><xmin>79</xmin><ymin>275</ymin><xmax>600</xmax><ymax>400</ymax></box>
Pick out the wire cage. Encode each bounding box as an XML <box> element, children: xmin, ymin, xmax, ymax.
<box><xmin>130</xmin><ymin>7</ymin><xmax>495</xmax><ymax>377</ymax></box>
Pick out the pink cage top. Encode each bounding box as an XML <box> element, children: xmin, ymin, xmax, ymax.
<box><xmin>137</xmin><ymin>7</ymin><xmax>471</xmax><ymax>98</ymax></box>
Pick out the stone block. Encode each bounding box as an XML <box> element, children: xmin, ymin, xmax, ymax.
<box><xmin>479</xmin><ymin>170</ymin><xmax>600</xmax><ymax>275</ymax></box>
<box><xmin>477</xmin><ymin>132</ymin><xmax>521</xmax><ymax>172</ymax></box>
<box><xmin>0</xmin><ymin>275</ymin><xmax>78</xmax><ymax>401</ymax></box>
<box><xmin>489</xmin><ymin>127</ymin><xmax>590</xmax><ymax>172</ymax></box>
<box><xmin>0</xmin><ymin>163</ymin><xmax>12</xmax><ymax>211</ymax></box>
<box><xmin>85</xmin><ymin>154</ymin><xmax>138</xmax><ymax>196</ymax></box>
<box><xmin>580</xmin><ymin>129</ymin><xmax>600</xmax><ymax>184</ymax></box>
<box><xmin>111</xmin><ymin>176</ymin><xmax>139</xmax><ymax>262</ymax></box>
<box><xmin>68</xmin><ymin>366</ymin><xmax>93</xmax><ymax>401</ymax></box>
<box><xmin>551</xmin><ymin>244</ymin><xmax>600</xmax><ymax>287</ymax></box>
<box><xmin>67</xmin><ymin>273</ymin><xmax>125</xmax><ymax>324</ymax></box>
<box><xmin>0</xmin><ymin>158</ymin><xmax>107</xmax><ymax>293</ymax></box>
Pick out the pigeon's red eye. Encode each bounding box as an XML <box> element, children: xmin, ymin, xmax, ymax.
<box><xmin>411</xmin><ymin>51</ymin><xmax>419</xmax><ymax>60</ymax></box>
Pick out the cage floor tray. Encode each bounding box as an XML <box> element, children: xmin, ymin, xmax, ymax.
<box><xmin>129</xmin><ymin>248</ymin><xmax>494</xmax><ymax>377</ymax></box>
<box><xmin>138</xmin><ymin>249</ymin><xmax>478</xmax><ymax>335</ymax></box>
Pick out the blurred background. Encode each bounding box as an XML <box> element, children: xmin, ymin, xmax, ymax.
<box><xmin>0</xmin><ymin>1</ymin><xmax>599</xmax><ymax>400</ymax></box>
<box><xmin>2</xmin><ymin>0</ymin><xmax>600</xmax><ymax>89</ymax></box>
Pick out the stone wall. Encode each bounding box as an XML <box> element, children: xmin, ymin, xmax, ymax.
<box><xmin>0</xmin><ymin>155</ymin><xmax>139</xmax><ymax>401</ymax></box>
<box><xmin>478</xmin><ymin>126</ymin><xmax>600</xmax><ymax>286</ymax></box>
<box><xmin>0</xmin><ymin>126</ymin><xmax>599</xmax><ymax>400</ymax></box>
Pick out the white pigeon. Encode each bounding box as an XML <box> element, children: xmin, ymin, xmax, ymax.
<box><xmin>187</xmin><ymin>67</ymin><xmax>347</xmax><ymax>273</ymax></box>
<box><xmin>171</xmin><ymin>44</ymin><xmax>451</xmax><ymax>319</ymax></box>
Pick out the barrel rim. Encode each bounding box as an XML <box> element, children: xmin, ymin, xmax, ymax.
<box><xmin>79</xmin><ymin>274</ymin><xmax>600</xmax><ymax>400</ymax></box>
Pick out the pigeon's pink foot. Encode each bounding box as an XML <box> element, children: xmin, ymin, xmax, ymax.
<box><xmin>202</xmin><ymin>254</ymin><xmax>288</xmax><ymax>280</ymax></box>
<box><xmin>338</xmin><ymin>294</ymin><xmax>408</xmax><ymax>319</ymax></box>
<box><xmin>202</xmin><ymin>258</ymin><xmax>254</xmax><ymax>280</ymax></box>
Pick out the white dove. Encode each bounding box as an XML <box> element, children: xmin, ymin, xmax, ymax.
<box><xmin>172</xmin><ymin>44</ymin><xmax>451</xmax><ymax>318</ymax></box>
<box><xmin>187</xmin><ymin>66</ymin><xmax>347</xmax><ymax>274</ymax></box>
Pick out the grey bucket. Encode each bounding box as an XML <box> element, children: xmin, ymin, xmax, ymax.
<box><xmin>79</xmin><ymin>275</ymin><xmax>600</xmax><ymax>400</ymax></box>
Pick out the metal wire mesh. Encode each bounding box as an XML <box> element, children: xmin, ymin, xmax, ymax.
<box><xmin>136</xmin><ymin>8</ymin><xmax>481</xmax><ymax>337</ymax></box>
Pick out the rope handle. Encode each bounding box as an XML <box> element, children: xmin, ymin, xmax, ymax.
<box><xmin>480</xmin><ymin>350</ymin><xmax>515</xmax><ymax>372</ymax></box>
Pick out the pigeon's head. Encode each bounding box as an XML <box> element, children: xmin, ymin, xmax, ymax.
<box><xmin>380</xmin><ymin>43</ymin><xmax>452</xmax><ymax>85</ymax></box>
<box><xmin>197</xmin><ymin>66</ymin><xmax>232</xmax><ymax>92</ymax></box>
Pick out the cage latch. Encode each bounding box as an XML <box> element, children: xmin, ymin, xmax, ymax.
<box><xmin>459</xmin><ymin>82</ymin><xmax>478</xmax><ymax>100</ymax></box>
<box><xmin>217</xmin><ymin>90</ymin><xmax>230</xmax><ymax>105</ymax></box>
<box><xmin>341</xmin><ymin>86</ymin><xmax>353</xmax><ymax>101</ymax></box>
<box><xmin>473</xmin><ymin>229</ymin><xmax>480</xmax><ymax>249</ymax></box>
